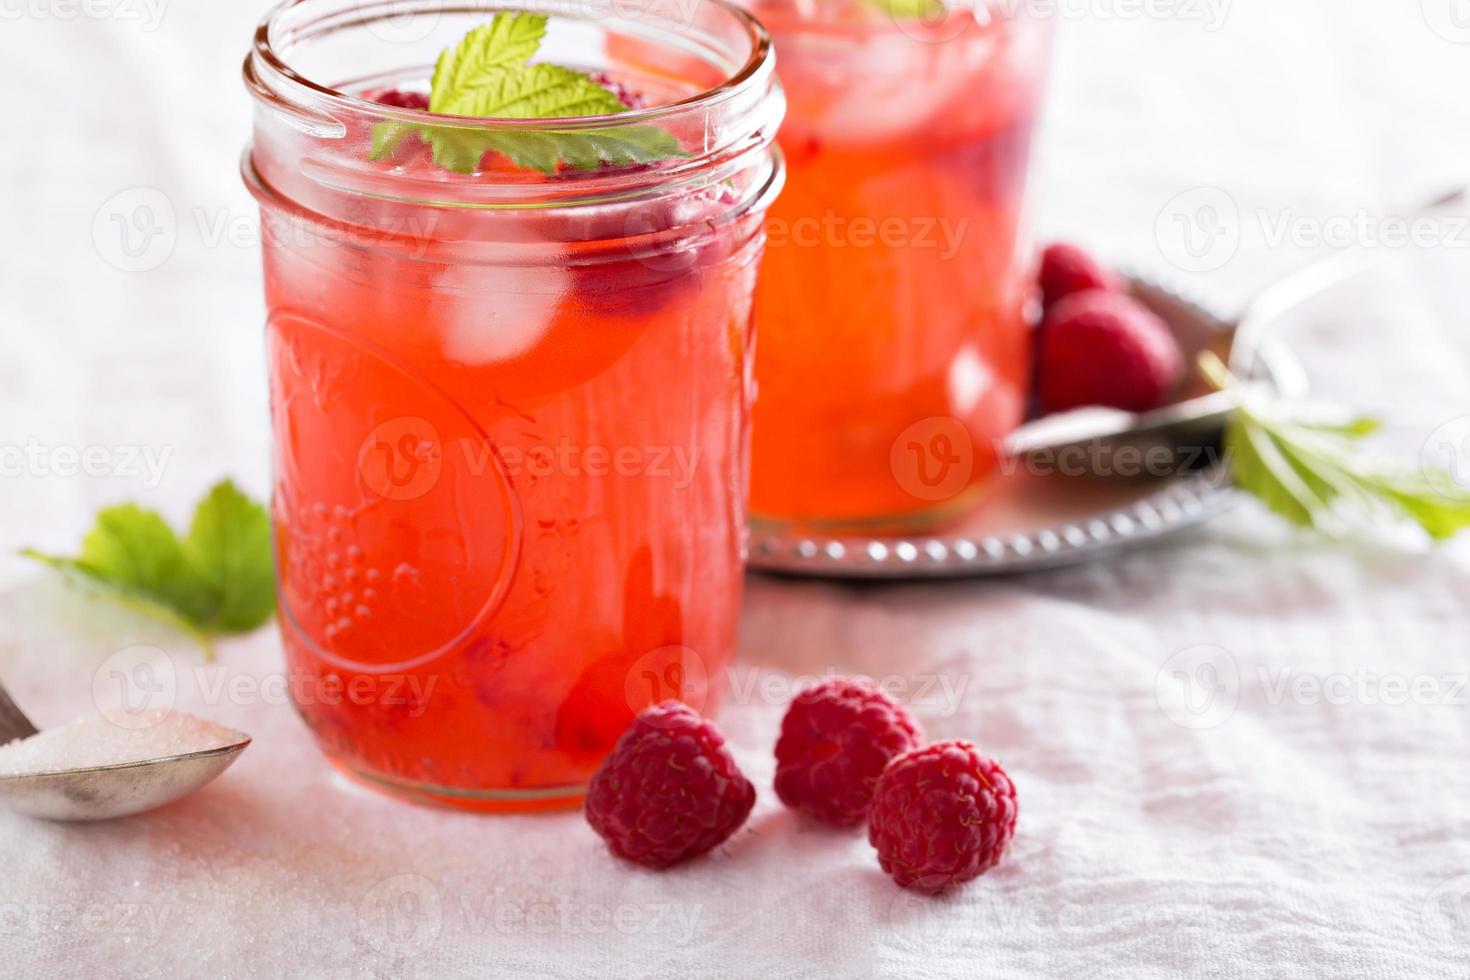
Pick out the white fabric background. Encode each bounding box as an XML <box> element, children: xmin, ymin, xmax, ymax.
<box><xmin>2</xmin><ymin>1</ymin><xmax>1470</xmax><ymax>977</ymax></box>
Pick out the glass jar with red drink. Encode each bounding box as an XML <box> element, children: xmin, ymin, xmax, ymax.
<box><xmin>746</xmin><ymin>0</ymin><xmax>1053</xmax><ymax>528</ymax></box>
<box><xmin>243</xmin><ymin>0</ymin><xmax>784</xmax><ymax>810</ymax></box>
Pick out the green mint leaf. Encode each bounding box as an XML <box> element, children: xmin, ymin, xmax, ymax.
<box><xmin>23</xmin><ymin>480</ymin><xmax>277</xmax><ymax>657</ymax></box>
<box><xmin>1202</xmin><ymin>352</ymin><xmax>1470</xmax><ymax>541</ymax></box>
<box><xmin>27</xmin><ymin>503</ymin><xmax>209</xmax><ymax>619</ymax></box>
<box><xmin>430</xmin><ymin>12</ymin><xmax>549</xmax><ymax>112</ymax></box>
<box><xmin>438</xmin><ymin>63</ymin><xmax>625</xmax><ymax>119</ymax></box>
<box><xmin>1224</xmin><ymin>420</ymin><xmax>1325</xmax><ymax>530</ymax></box>
<box><xmin>418</xmin><ymin>120</ymin><xmax>686</xmax><ymax>175</ymax></box>
<box><xmin>183</xmin><ymin>481</ymin><xmax>276</xmax><ymax>634</ymax></box>
<box><xmin>369</xmin><ymin>121</ymin><xmax>417</xmax><ymax>161</ymax></box>
<box><xmin>368</xmin><ymin>12</ymin><xmax>688</xmax><ymax>174</ymax></box>
<box><xmin>22</xmin><ymin>552</ymin><xmax>219</xmax><ymax>653</ymax></box>
<box><xmin>1300</xmin><ymin>416</ymin><xmax>1383</xmax><ymax>439</ymax></box>
<box><xmin>1377</xmin><ymin>477</ymin><xmax>1470</xmax><ymax>540</ymax></box>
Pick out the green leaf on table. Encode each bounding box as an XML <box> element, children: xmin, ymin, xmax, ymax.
<box><xmin>183</xmin><ymin>481</ymin><xmax>276</xmax><ymax>634</ymax></box>
<box><xmin>23</xmin><ymin>480</ymin><xmax>277</xmax><ymax>658</ymax></box>
<box><xmin>368</xmin><ymin>11</ymin><xmax>688</xmax><ymax>175</ymax></box>
<box><xmin>1202</xmin><ymin>351</ymin><xmax>1470</xmax><ymax>541</ymax></box>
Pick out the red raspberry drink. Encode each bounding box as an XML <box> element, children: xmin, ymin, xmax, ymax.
<box><xmin>745</xmin><ymin>0</ymin><xmax>1053</xmax><ymax>527</ymax></box>
<box><xmin>243</xmin><ymin>1</ymin><xmax>783</xmax><ymax>810</ymax></box>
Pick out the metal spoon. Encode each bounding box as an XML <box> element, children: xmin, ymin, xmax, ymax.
<box><xmin>0</xmin><ymin>681</ymin><xmax>250</xmax><ymax>821</ymax></box>
<box><xmin>1006</xmin><ymin>184</ymin><xmax>1470</xmax><ymax>464</ymax></box>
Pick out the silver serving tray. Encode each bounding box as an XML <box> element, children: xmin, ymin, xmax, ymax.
<box><xmin>747</xmin><ymin>275</ymin><xmax>1307</xmax><ymax>579</ymax></box>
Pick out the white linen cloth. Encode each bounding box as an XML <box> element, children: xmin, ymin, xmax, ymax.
<box><xmin>2</xmin><ymin>1</ymin><xmax>1469</xmax><ymax>976</ymax></box>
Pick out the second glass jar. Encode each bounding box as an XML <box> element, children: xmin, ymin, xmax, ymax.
<box><xmin>747</xmin><ymin>2</ymin><xmax>1054</xmax><ymax>529</ymax></box>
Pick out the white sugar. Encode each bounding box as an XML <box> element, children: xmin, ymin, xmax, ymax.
<box><xmin>0</xmin><ymin>709</ymin><xmax>246</xmax><ymax>776</ymax></box>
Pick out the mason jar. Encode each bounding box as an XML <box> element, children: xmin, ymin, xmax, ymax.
<box><xmin>243</xmin><ymin>0</ymin><xmax>784</xmax><ymax>810</ymax></box>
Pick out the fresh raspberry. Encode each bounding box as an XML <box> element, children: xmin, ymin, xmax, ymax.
<box><xmin>868</xmin><ymin>741</ymin><xmax>1018</xmax><ymax>894</ymax></box>
<box><xmin>1039</xmin><ymin>242</ymin><xmax>1123</xmax><ymax>311</ymax></box>
<box><xmin>774</xmin><ymin>677</ymin><xmax>924</xmax><ymax>826</ymax></box>
<box><xmin>1037</xmin><ymin>289</ymin><xmax>1184</xmax><ymax>414</ymax></box>
<box><xmin>368</xmin><ymin>89</ymin><xmax>430</xmax><ymax>110</ymax></box>
<box><xmin>585</xmin><ymin>701</ymin><xmax>755</xmax><ymax>869</ymax></box>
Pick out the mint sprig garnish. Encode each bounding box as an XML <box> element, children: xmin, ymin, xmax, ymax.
<box><xmin>369</xmin><ymin>12</ymin><xmax>686</xmax><ymax>174</ymax></box>
<box><xmin>23</xmin><ymin>480</ymin><xmax>277</xmax><ymax>658</ymax></box>
<box><xmin>1202</xmin><ymin>352</ymin><xmax>1470</xmax><ymax>541</ymax></box>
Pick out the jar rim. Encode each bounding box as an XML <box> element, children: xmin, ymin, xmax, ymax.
<box><xmin>245</xmin><ymin>0</ymin><xmax>776</xmax><ymax>137</ymax></box>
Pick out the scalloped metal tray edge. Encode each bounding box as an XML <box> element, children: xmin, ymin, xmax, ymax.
<box><xmin>747</xmin><ymin>274</ymin><xmax>1304</xmax><ymax>580</ymax></box>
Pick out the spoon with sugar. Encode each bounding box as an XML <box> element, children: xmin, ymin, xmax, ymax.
<box><xmin>0</xmin><ymin>680</ymin><xmax>250</xmax><ymax>821</ymax></box>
